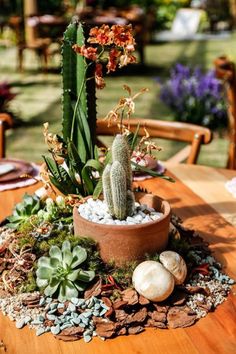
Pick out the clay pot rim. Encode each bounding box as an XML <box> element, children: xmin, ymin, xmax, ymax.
<box><xmin>73</xmin><ymin>194</ymin><xmax>171</xmax><ymax>230</ymax></box>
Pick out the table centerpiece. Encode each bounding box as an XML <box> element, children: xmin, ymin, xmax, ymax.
<box><xmin>0</xmin><ymin>21</ymin><xmax>234</xmax><ymax>343</ymax></box>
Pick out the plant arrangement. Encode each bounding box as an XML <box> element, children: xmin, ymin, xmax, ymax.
<box><xmin>158</xmin><ymin>63</ymin><xmax>227</xmax><ymax>130</ymax></box>
<box><xmin>0</xmin><ymin>22</ymin><xmax>234</xmax><ymax>344</ymax></box>
<box><xmin>43</xmin><ymin>22</ymin><xmax>136</xmax><ymax>198</ymax></box>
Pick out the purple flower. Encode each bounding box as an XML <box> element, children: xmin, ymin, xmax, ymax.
<box><xmin>157</xmin><ymin>64</ymin><xmax>227</xmax><ymax>130</ymax></box>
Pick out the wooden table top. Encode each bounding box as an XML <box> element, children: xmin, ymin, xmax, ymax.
<box><xmin>0</xmin><ymin>164</ymin><xmax>235</xmax><ymax>354</ymax></box>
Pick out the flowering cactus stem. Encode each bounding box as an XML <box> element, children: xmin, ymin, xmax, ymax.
<box><xmin>110</xmin><ymin>161</ymin><xmax>127</xmax><ymax>220</ymax></box>
<box><xmin>62</xmin><ymin>21</ymin><xmax>96</xmax><ymax>151</ymax></box>
<box><xmin>102</xmin><ymin>163</ymin><xmax>114</xmax><ymax>216</ymax></box>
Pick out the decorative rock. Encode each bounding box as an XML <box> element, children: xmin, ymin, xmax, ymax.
<box><xmin>132</xmin><ymin>261</ymin><xmax>175</xmax><ymax>302</ymax></box>
<box><xmin>78</xmin><ymin>198</ymin><xmax>163</xmax><ymax>225</ymax></box>
<box><xmin>51</xmin><ymin>325</ymin><xmax>61</xmax><ymax>335</ymax></box>
<box><xmin>159</xmin><ymin>251</ymin><xmax>187</xmax><ymax>285</ymax></box>
<box><xmin>15</xmin><ymin>319</ymin><xmax>25</xmax><ymax>329</ymax></box>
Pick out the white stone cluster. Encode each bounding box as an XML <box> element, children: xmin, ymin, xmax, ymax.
<box><xmin>78</xmin><ymin>198</ymin><xmax>163</xmax><ymax>225</ymax></box>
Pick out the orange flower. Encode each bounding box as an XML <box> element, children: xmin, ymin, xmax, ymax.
<box><xmin>119</xmin><ymin>53</ymin><xmax>136</xmax><ymax>68</ymax></box>
<box><xmin>95</xmin><ymin>63</ymin><xmax>106</xmax><ymax>89</ymax></box>
<box><xmin>72</xmin><ymin>44</ymin><xmax>97</xmax><ymax>61</ymax></box>
<box><xmin>112</xmin><ymin>24</ymin><xmax>135</xmax><ymax>47</ymax></box>
<box><xmin>88</xmin><ymin>24</ymin><xmax>113</xmax><ymax>45</ymax></box>
<box><xmin>107</xmin><ymin>48</ymin><xmax>121</xmax><ymax>73</ymax></box>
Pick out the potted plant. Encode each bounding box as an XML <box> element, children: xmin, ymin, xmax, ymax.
<box><xmin>41</xmin><ymin>21</ymin><xmax>172</xmax><ymax>266</ymax></box>
<box><xmin>73</xmin><ymin>132</ymin><xmax>171</xmax><ymax>266</ymax></box>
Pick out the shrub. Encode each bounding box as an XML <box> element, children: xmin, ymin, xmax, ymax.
<box><xmin>158</xmin><ymin>63</ymin><xmax>227</xmax><ymax>130</ymax></box>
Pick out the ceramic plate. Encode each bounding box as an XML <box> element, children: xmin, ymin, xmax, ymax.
<box><xmin>0</xmin><ymin>159</ymin><xmax>34</xmax><ymax>183</ymax></box>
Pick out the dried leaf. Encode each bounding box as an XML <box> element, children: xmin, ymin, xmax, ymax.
<box><xmin>146</xmin><ymin>319</ymin><xmax>167</xmax><ymax>329</ymax></box>
<box><xmin>121</xmin><ymin>288</ymin><xmax>139</xmax><ymax>305</ymax></box>
<box><xmin>93</xmin><ymin>317</ymin><xmax>117</xmax><ymax>338</ymax></box>
<box><xmin>149</xmin><ymin>311</ymin><xmax>166</xmax><ymax>323</ymax></box>
<box><xmin>115</xmin><ymin>310</ymin><xmax>127</xmax><ymax>322</ymax></box>
<box><xmin>153</xmin><ymin>304</ymin><xmax>169</xmax><ymax>313</ymax></box>
<box><xmin>84</xmin><ymin>278</ymin><xmax>102</xmax><ymax>299</ymax></box>
<box><xmin>113</xmin><ymin>300</ymin><xmax>128</xmax><ymax>310</ymax></box>
<box><xmin>117</xmin><ymin>327</ymin><xmax>127</xmax><ymax>336</ymax></box>
<box><xmin>128</xmin><ymin>326</ymin><xmax>144</xmax><ymax>335</ymax></box>
<box><xmin>167</xmin><ymin>306</ymin><xmax>197</xmax><ymax>329</ymax></box>
<box><xmin>126</xmin><ymin>308</ymin><xmax>147</xmax><ymax>324</ymax></box>
<box><xmin>139</xmin><ymin>295</ymin><xmax>150</xmax><ymax>306</ymax></box>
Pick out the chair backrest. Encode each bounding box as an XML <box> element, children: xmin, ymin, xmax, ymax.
<box><xmin>96</xmin><ymin>118</ymin><xmax>212</xmax><ymax>164</ymax></box>
<box><xmin>0</xmin><ymin>113</ymin><xmax>14</xmax><ymax>158</ymax></box>
<box><xmin>214</xmin><ymin>56</ymin><xmax>236</xmax><ymax>169</ymax></box>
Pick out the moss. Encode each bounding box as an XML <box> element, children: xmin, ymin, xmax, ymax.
<box><xmin>109</xmin><ymin>261</ymin><xmax>138</xmax><ymax>288</ymax></box>
<box><xmin>16</xmin><ymin>233</ymin><xmax>36</xmax><ymax>250</ymax></box>
<box><xmin>18</xmin><ymin>270</ymin><xmax>37</xmax><ymax>293</ymax></box>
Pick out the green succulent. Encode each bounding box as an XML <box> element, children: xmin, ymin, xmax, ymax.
<box><xmin>36</xmin><ymin>240</ymin><xmax>95</xmax><ymax>301</ymax></box>
<box><xmin>6</xmin><ymin>193</ymin><xmax>41</xmax><ymax>229</ymax></box>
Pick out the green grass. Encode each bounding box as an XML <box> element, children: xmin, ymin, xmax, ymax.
<box><xmin>1</xmin><ymin>32</ymin><xmax>235</xmax><ymax>167</ymax></box>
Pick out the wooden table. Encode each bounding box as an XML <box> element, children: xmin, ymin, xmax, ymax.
<box><xmin>0</xmin><ymin>164</ymin><xmax>236</xmax><ymax>354</ymax></box>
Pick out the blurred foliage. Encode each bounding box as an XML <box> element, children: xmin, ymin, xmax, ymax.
<box><xmin>155</xmin><ymin>0</ymin><xmax>190</xmax><ymax>30</ymax></box>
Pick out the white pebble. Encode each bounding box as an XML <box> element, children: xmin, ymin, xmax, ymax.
<box><xmin>78</xmin><ymin>200</ymin><xmax>163</xmax><ymax>226</ymax></box>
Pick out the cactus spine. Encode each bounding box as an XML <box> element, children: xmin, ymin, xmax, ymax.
<box><xmin>62</xmin><ymin>21</ymin><xmax>96</xmax><ymax>152</ymax></box>
<box><xmin>102</xmin><ymin>134</ymin><xmax>135</xmax><ymax>220</ymax></box>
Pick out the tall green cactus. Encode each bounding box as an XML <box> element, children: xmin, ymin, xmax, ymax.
<box><xmin>62</xmin><ymin>21</ymin><xmax>96</xmax><ymax>159</ymax></box>
<box><xmin>102</xmin><ymin>134</ymin><xmax>135</xmax><ymax>220</ymax></box>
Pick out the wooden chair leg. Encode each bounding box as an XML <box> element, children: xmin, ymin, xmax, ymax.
<box><xmin>18</xmin><ymin>47</ymin><xmax>24</xmax><ymax>72</ymax></box>
<box><xmin>42</xmin><ymin>47</ymin><xmax>49</xmax><ymax>72</ymax></box>
<box><xmin>0</xmin><ymin>122</ymin><xmax>6</xmax><ymax>158</ymax></box>
<box><xmin>187</xmin><ymin>133</ymin><xmax>202</xmax><ymax>164</ymax></box>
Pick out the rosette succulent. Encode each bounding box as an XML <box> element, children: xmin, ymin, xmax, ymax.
<box><xmin>6</xmin><ymin>193</ymin><xmax>41</xmax><ymax>229</ymax></box>
<box><xmin>36</xmin><ymin>241</ymin><xmax>95</xmax><ymax>301</ymax></box>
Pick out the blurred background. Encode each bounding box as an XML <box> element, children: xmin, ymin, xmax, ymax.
<box><xmin>0</xmin><ymin>0</ymin><xmax>236</xmax><ymax>167</ymax></box>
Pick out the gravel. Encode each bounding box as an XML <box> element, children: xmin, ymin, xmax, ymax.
<box><xmin>185</xmin><ymin>252</ymin><xmax>235</xmax><ymax>318</ymax></box>
<box><xmin>0</xmin><ymin>292</ymin><xmax>109</xmax><ymax>343</ymax></box>
<box><xmin>78</xmin><ymin>198</ymin><xmax>163</xmax><ymax>225</ymax></box>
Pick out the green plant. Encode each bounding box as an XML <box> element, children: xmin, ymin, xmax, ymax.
<box><xmin>102</xmin><ymin>134</ymin><xmax>135</xmax><ymax>220</ymax></box>
<box><xmin>43</xmin><ymin>22</ymin><xmax>136</xmax><ymax>197</ymax></box>
<box><xmin>43</xmin><ymin>22</ymin><xmax>101</xmax><ymax>196</ymax></box>
<box><xmin>6</xmin><ymin>194</ymin><xmax>41</xmax><ymax>229</ymax></box>
<box><xmin>36</xmin><ymin>240</ymin><xmax>95</xmax><ymax>301</ymax></box>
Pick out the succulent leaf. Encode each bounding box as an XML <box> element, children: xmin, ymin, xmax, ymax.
<box><xmin>36</xmin><ymin>266</ymin><xmax>53</xmax><ymax>279</ymax></box>
<box><xmin>49</xmin><ymin>257</ymin><xmax>61</xmax><ymax>268</ymax></box>
<box><xmin>62</xmin><ymin>249</ymin><xmax>73</xmax><ymax>267</ymax></box>
<box><xmin>49</xmin><ymin>246</ymin><xmax>62</xmax><ymax>261</ymax></box>
<box><xmin>36</xmin><ymin>241</ymin><xmax>95</xmax><ymax>301</ymax></box>
<box><xmin>74</xmin><ymin>281</ymin><xmax>88</xmax><ymax>292</ymax></box>
<box><xmin>78</xmin><ymin>270</ymin><xmax>95</xmax><ymax>282</ymax></box>
<box><xmin>44</xmin><ymin>282</ymin><xmax>60</xmax><ymax>297</ymax></box>
<box><xmin>58</xmin><ymin>280</ymin><xmax>78</xmax><ymax>302</ymax></box>
<box><xmin>62</xmin><ymin>240</ymin><xmax>71</xmax><ymax>252</ymax></box>
<box><xmin>66</xmin><ymin>269</ymin><xmax>80</xmax><ymax>282</ymax></box>
<box><xmin>6</xmin><ymin>193</ymin><xmax>41</xmax><ymax>229</ymax></box>
<box><xmin>72</xmin><ymin>245</ymin><xmax>87</xmax><ymax>266</ymax></box>
<box><xmin>36</xmin><ymin>278</ymin><xmax>48</xmax><ymax>288</ymax></box>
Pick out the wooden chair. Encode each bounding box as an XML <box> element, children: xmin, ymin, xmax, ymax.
<box><xmin>0</xmin><ymin>113</ymin><xmax>14</xmax><ymax>158</ymax></box>
<box><xmin>96</xmin><ymin>118</ymin><xmax>212</xmax><ymax>164</ymax></box>
<box><xmin>214</xmin><ymin>56</ymin><xmax>236</xmax><ymax>169</ymax></box>
<box><xmin>8</xmin><ymin>15</ymin><xmax>51</xmax><ymax>72</ymax></box>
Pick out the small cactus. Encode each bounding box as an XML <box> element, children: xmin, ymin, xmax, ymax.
<box><xmin>102</xmin><ymin>134</ymin><xmax>135</xmax><ymax>220</ymax></box>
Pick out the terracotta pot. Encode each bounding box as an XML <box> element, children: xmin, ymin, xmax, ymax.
<box><xmin>73</xmin><ymin>192</ymin><xmax>171</xmax><ymax>266</ymax></box>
